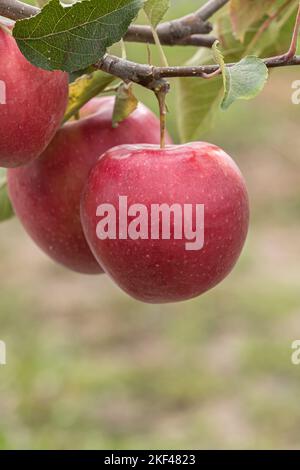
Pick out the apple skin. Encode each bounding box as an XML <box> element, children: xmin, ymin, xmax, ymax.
<box><xmin>0</xmin><ymin>28</ymin><xmax>69</xmax><ymax>168</ymax></box>
<box><xmin>80</xmin><ymin>143</ymin><xmax>249</xmax><ymax>303</ymax></box>
<box><xmin>8</xmin><ymin>97</ymin><xmax>172</xmax><ymax>274</ymax></box>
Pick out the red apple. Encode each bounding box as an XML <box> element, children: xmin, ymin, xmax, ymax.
<box><xmin>8</xmin><ymin>97</ymin><xmax>172</xmax><ymax>274</ymax></box>
<box><xmin>0</xmin><ymin>27</ymin><xmax>69</xmax><ymax>167</ymax></box>
<box><xmin>80</xmin><ymin>143</ymin><xmax>249</xmax><ymax>302</ymax></box>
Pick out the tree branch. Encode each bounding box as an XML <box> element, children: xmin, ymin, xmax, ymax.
<box><xmin>0</xmin><ymin>0</ymin><xmax>38</xmax><ymax>20</ymax></box>
<box><xmin>96</xmin><ymin>53</ymin><xmax>300</xmax><ymax>88</ymax></box>
<box><xmin>0</xmin><ymin>0</ymin><xmax>227</xmax><ymax>47</ymax></box>
<box><xmin>124</xmin><ymin>27</ymin><xmax>216</xmax><ymax>48</ymax></box>
<box><xmin>1</xmin><ymin>0</ymin><xmax>300</xmax><ymax>95</ymax></box>
<box><xmin>96</xmin><ymin>1</ymin><xmax>300</xmax><ymax>89</ymax></box>
<box><xmin>127</xmin><ymin>0</ymin><xmax>231</xmax><ymax>45</ymax></box>
<box><xmin>198</xmin><ymin>0</ymin><xmax>230</xmax><ymax>21</ymax></box>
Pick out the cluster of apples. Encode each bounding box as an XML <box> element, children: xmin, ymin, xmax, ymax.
<box><xmin>1</xmin><ymin>29</ymin><xmax>249</xmax><ymax>303</ymax></box>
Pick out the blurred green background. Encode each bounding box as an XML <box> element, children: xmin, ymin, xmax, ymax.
<box><xmin>1</xmin><ymin>0</ymin><xmax>300</xmax><ymax>450</ymax></box>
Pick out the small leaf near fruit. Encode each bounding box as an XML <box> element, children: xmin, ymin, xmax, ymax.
<box><xmin>112</xmin><ymin>83</ymin><xmax>139</xmax><ymax>128</ymax></box>
<box><xmin>64</xmin><ymin>71</ymin><xmax>116</xmax><ymax>123</ymax></box>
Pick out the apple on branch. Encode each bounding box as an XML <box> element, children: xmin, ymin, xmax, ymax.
<box><xmin>81</xmin><ymin>142</ymin><xmax>250</xmax><ymax>303</ymax></box>
<box><xmin>8</xmin><ymin>97</ymin><xmax>172</xmax><ymax>274</ymax></box>
<box><xmin>0</xmin><ymin>27</ymin><xmax>69</xmax><ymax>168</ymax></box>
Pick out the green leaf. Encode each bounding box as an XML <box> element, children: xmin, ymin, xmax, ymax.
<box><xmin>176</xmin><ymin>1</ymin><xmax>296</xmax><ymax>142</ymax></box>
<box><xmin>176</xmin><ymin>10</ymin><xmax>247</xmax><ymax>143</ymax></box>
<box><xmin>64</xmin><ymin>70</ymin><xmax>115</xmax><ymax>122</ymax></box>
<box><xmin>230</xmin><ymin>0</ymin><xmax>274</xmax><ymax>41</ymax></box>
<box><xmin>112</xmin><ymin>83</ymin><xmax>138</xmax><ymax>127</ymax></box>
<box><xmin>212</xmin><ymin>40</ymin><xmax>225</xmax><ymax>74</ymax></box>
<box><xmin>248</xmin><ymin>1</ymin><xmax>299</xmax><ymax>57</ymax></box>
<box><xmin>144</xmin><ymin>0</ymin><xmax>170</xmax><ymax>27</ymax></box>
<box><xmin>0</xmin><ymin>169</ymin><xmax>14</xmax><ymax>223</ymax></box>
<box><xmin>13</xmin><ymin>0</ymin><xmax>144</xmax><ymax>73</ymax></box>
<box><xmin>212</xmin><ymin>41</ymin><xmax>268</xmax><ymax>109</ymax></box>
<box><xmin>176</xmin><ymin>49</ymin><xmax>224</xmax><ymax>142</ymax></box>
<box><xmin>221</xmin><ymin>56</ymin><xmax>269</xmax><ymax>109</ymax></box>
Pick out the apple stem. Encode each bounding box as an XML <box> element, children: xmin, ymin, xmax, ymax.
<box><xmin>155</xmin><ymin>84</ymin><xmax>169</xmax><ymax>149</ymax></box>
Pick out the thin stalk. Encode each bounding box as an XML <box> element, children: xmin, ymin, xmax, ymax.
<box><xmin>144</xmin><ymin>11</ymin><xmax>169</xmax><ymax>68</ymax></box>
<box><xmin>155</xmin><ymin>86</ymin><xmax>169</xmax><ymax>149</ymax></box>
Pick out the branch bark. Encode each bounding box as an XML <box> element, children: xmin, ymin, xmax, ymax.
<box><xmin>126</xmin><ymin>0</ymin><xmax>231</xmax><ymax>45</ymax></box>
<box><xmin>198</xmin><ymin>0</ymin><xmax>230</xmax><ymax>21</ymax></box>
<box><xmin>124</xmin><ymin>27</ymin><xmax>216</xmax><ymax>48</ymax></box>
<box><xmin>1</xmin><ymin>0</ymin><xmax>300</xmax><ymax>93</ymax></box>
<box><xmin>96</xmin><ymin>53</ymin><xmax>300</xmax><ymax>88</ymax></box>
<box><xmin>0</xmin><ymin>0</ymin><xmax>227</xmax><ymax>47</ymax></box>
<box><xmin>0</xmin><ymin>0</ymin><xmax>38</xmax><ymax>20</ymax></box>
